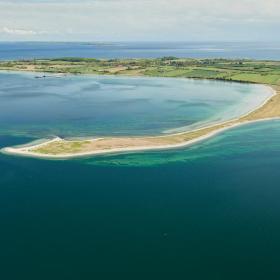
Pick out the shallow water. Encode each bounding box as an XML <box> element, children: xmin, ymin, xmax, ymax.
<box><xmin>0</xmin><ymin>72</ymin><xmax>271</xmax><ymax>138</ymax></box>
<box><xmin>1</xmin><ymin>120</ymin><xmax>280</xmax><ymax>279</ymax></box>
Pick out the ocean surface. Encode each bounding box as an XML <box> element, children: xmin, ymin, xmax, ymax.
<box><xmin>1</xmin><ymin>43</ymin><xmax>280</xmax><ymax>279</ymax></box>
<box><xmin>1</xmin><ymin>41</ymin><xmax>280</xmax><ymax>60</ymax></box>
<box><xmin>0</xmin><ymin>71</ymin><xmax>271</xmax><ymax>138</ymax></box>
<box><xmin>1</xmin><ymin>120</ymin><xmax>280</xmax><ymax>279</ymax></box>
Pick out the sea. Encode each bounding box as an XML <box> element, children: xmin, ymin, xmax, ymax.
<box><xmin>1</xmin><ymin>42</ymin><xmax>280</xmax><ymax>280</ymax></box>
<box><xmin>1</xmin><ymin>41</ymin><xmax>280</xmax><ymax>60</ymax></box>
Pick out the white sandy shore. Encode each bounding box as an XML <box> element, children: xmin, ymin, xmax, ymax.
<box><xmin>1</xmin><ymin>85</ymin><xmax>278</xmax><ymax>159</ymax></box>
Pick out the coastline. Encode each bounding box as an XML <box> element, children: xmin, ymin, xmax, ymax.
<box><xmin>2</xmin><ymin>84</ymin><xmax>279</xmax><ymax>159</ymax></box>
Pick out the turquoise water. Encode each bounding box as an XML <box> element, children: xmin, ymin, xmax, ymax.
<box><xmin>0</xmin><ymin>72</ymin><xmax>271</xmax><ymax>138</ymax></box>
<box><xmin>0</xmin><ymin>72</ymin><xmax>279</xmax><ymax>279</ymax></box>
<box><xmin>1</xmin><ymin>120</ymin><xmax>280</xmax><ymax>279</ymax></box>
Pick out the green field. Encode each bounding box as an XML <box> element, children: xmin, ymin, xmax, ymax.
<box><xmin>1</xmin><ymin>57</ymin><xmax>280</xmax><ymax>86</ymax></box>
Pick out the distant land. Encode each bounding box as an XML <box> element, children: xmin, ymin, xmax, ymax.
<box><xmin>1</xmin><ymin>57</ymin><xmax>280</xmax><ymax>85</ymax></box>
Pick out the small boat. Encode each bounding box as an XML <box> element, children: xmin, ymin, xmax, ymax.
<box><xmin>34</xmin><ymin>75</ymin><xmax>46</xmax><ymax>79</ymax></box>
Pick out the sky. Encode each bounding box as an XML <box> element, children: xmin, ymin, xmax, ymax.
<box><xmin>0</xmin><ymin>0</ymin><xmax>280</xmax><ymax>42</ymax></box>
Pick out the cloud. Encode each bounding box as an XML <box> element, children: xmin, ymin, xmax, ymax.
<box><xmin>0</xmin><ymin>26</ymin><xmax>47</xmax><ymax>36</ymax></box>
<box><xmin>1</xmin><ymin>27</ymin><xmax>36</xmax><ymax>35</ymax></box>
<box><xmin>0</xmin><ymin>0</ymin><xmax>279</xmax><ymax>41</ymax></box>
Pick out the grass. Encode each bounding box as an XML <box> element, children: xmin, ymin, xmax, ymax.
<box><xmin>35</xmin><ymin>140</ymin><xmax>92</xmax><ymax>155</ymax></box>
<box><xmin>1</xmin><ymin>58</ymin><xmax>280</xmax><ymax>86</ymax></box>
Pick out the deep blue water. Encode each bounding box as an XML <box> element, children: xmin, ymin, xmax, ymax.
<box><xmin>1</xmin><ymin>120</ymin><xmax>280</xmax><ymax>279</ymax></box>
<box><xmin>1</xmin><ymin>41</ymin><xmax>280</xmax><ymax>60</ymax></box>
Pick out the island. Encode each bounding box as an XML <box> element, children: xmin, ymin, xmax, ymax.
<box><xmin>1</xmin><ymin>57</ymin><xmax>280</xmax><ymax>158</ymax></box>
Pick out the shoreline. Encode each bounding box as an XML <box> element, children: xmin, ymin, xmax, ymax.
<box><xmin>1</xmin><ymin>84</ymin><xmax>279</xmax><ymax>159</ymax></box>
<box><xmin>3</xmin><ymin>117</ymin><xmax>280</xmax><ymax>160</ymax></box>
